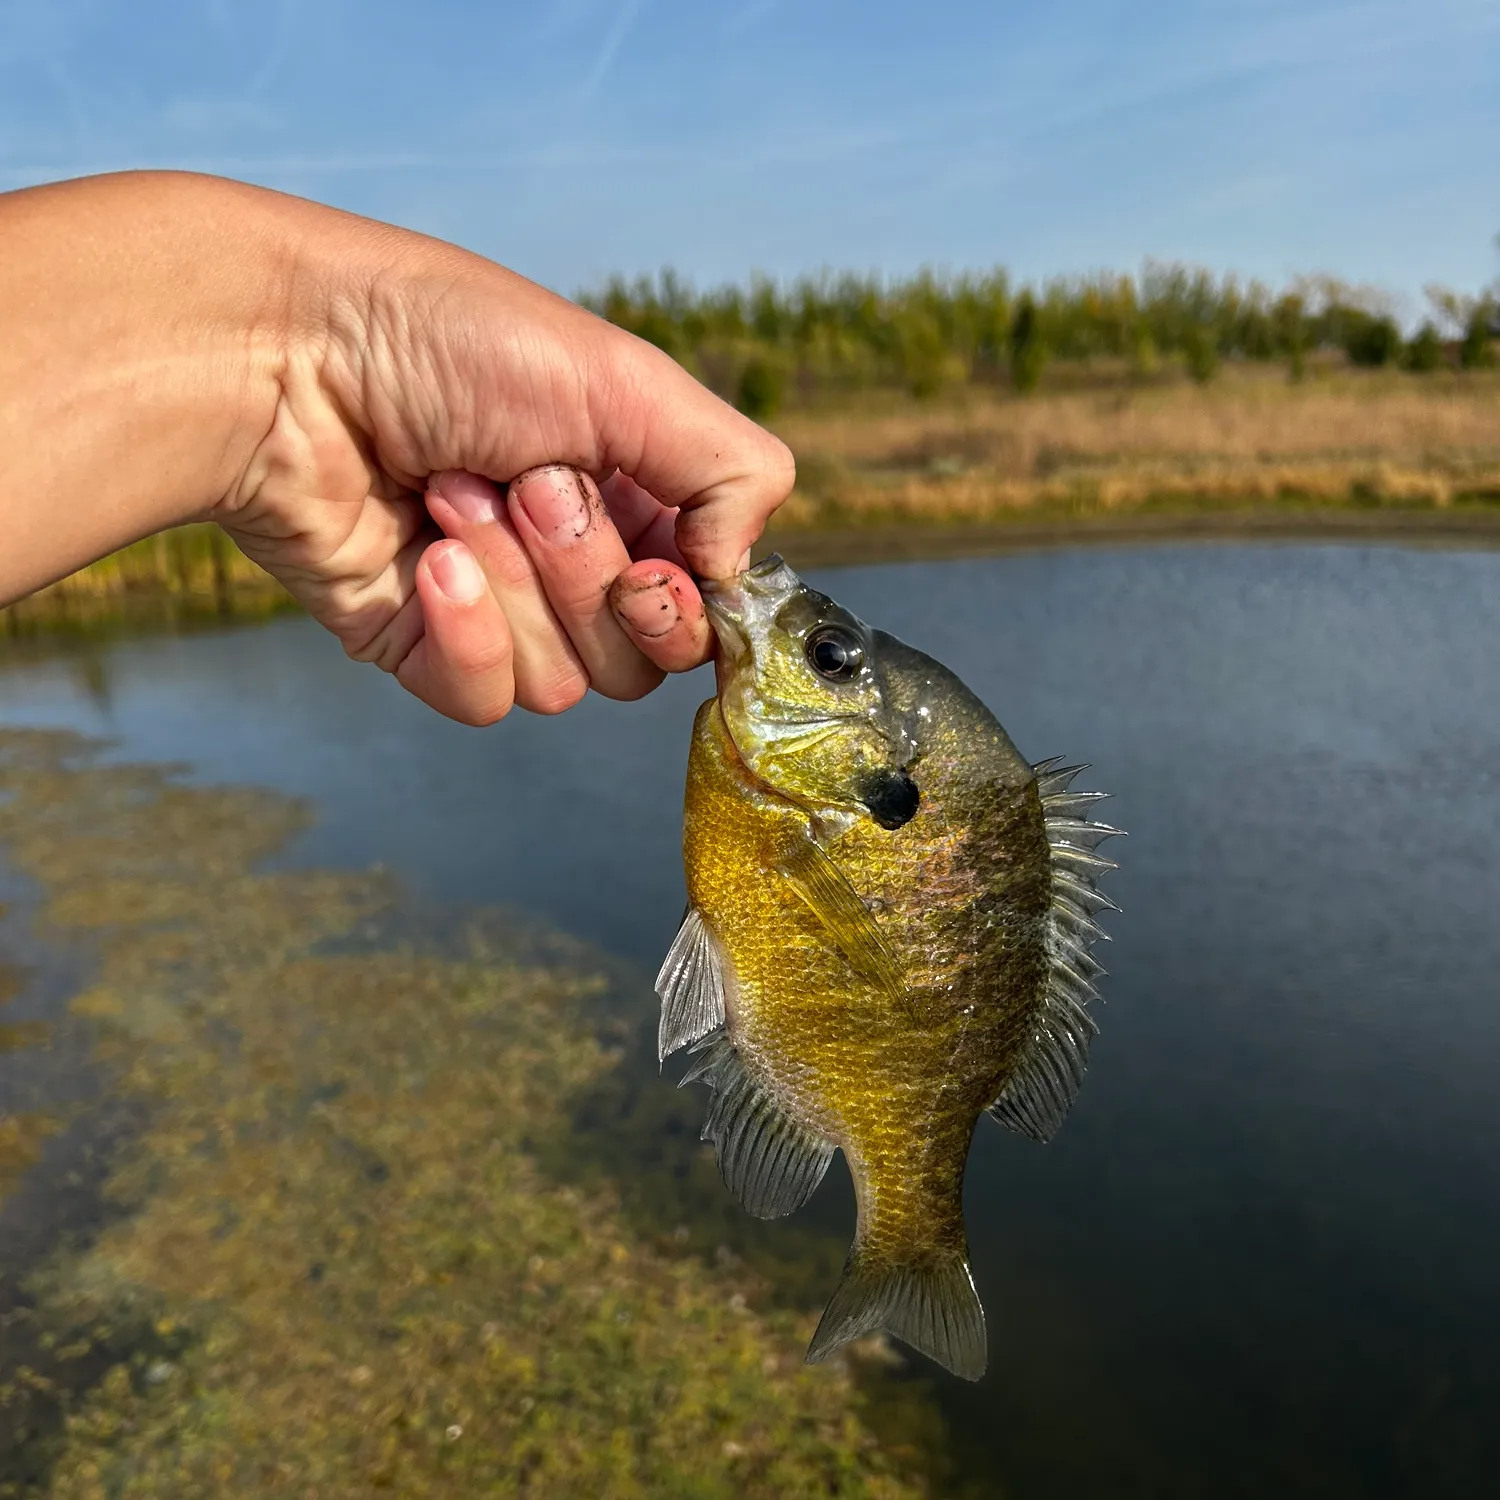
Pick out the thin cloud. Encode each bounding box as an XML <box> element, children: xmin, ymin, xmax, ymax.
<box><xmin>577</xmin><ymin>0</ymin><xmax>643</xmax><ymax>103</ymax></box>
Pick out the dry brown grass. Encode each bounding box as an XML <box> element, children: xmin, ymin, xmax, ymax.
<box><xmin>770</xmin><ymin>365</ymin><xmax>1500</xmax><ymax>525</ymax></box>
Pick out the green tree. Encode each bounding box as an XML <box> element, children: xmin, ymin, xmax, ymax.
<box><xmin>735</xmin><ymin>356</ymin><xmax>786</xmax><ymax>419</ymax></box>
<box><xmin>1403</xmin><ymin>322</ymin><xmax>1446</xmax><ymax>373</ymax></box>
<box><xmin>1184</xmin><ymin>324</ymin><xmax>1220</xmax><ymax>384</ymax></box>
<box><xmin>1460</xmin><ymin>298</ymin><xmax>1496</xmax><ymax>368</ymax></box>
<box><xmin>1009</xmin><ymin>293</ymin><xmax>1046</xmax><ymax>393</ymax></box>
<box><xmin>1343</xmin><ymin>311</ymin><xmax>1404</xmax><ymax>368</ymax></box>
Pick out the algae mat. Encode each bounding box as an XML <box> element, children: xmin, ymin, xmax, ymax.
<box><xmin>0</xmin><ymin>730</ymin><xmax>950</xmax><ymax>1499</ymax></box>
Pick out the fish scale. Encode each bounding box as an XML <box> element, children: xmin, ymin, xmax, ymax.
<box><xmin>656</xmin><ymin>556</ymin><xmax>1119</xmax><ymax>1380</ymax></box>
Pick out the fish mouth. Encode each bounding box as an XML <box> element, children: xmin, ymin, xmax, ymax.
<box><xmin>702</xmin><ymin>554</ymin><xmax>798</xmax><ymax>663</ymax></box>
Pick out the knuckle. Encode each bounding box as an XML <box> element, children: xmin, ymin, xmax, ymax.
<box><xmin>480</xmin><ymin>528</ymin><xmax>539</xmax><ymax>591</ymax></box>
<box><xmin>459</xmin><ymin>695</ymin><xmax>514</xmax><ymax>728</ymax></box>
<box><xmin>598</xmin><ymin>668</ymin><xmax>664</xmax><ymax>704</ymax></box>
<box><xmin>460</xmin><ymin>632</ymin><xmax>515</xmax><ymax>679</ymax></box>
<box><xmin>763</xmin><ymin>434</ymin><xmax>797</xmax><ymax>493</ymax></box>
<box><xmin>525</xmin><ymin>671</ymin><xmax>589</xmax><ymax>716</ymax></box>
<box><xmin>344</xmin><ymin>618</ymin><xmax>406</xmax><ymax>674</ymax></box>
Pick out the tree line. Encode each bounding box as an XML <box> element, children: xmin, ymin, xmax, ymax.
<box><xmin>581</xmin><ymin>261</ymin><xmax>1500</xmax><ymax>417</ymax></box>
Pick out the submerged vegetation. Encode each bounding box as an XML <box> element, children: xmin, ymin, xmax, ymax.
<box><xmin>0</xmin><ymin>730</ymin><xmax>952</xmax><ymax>1499</ymax></box>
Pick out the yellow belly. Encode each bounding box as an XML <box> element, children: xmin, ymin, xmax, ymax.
<box><xmin>683</xmin><ymin>699</ymin><xmax>976</xmax><ymax>1256</ymax></box>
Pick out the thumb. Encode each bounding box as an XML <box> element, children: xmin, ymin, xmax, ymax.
<box><xmin>585</xmin><ymin>326</ymin><xmax>795</xmax><ymax>579</ymax></box>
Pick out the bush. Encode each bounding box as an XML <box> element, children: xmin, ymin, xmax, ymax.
<box><xmin>1184</xmin><ymin>325</ymin><xmax>1220</xmax><ymax>384</ymax></box>
<box><xmin>1344</xmin><ymin>313</ymin><xmax>1404</xmax><ymax>368</ymax></box>
<box><xmin>1460</xmin><ymin>301</ymin><xmax>1496</xmax><ymax>368</ymax></box>
<box><xmin>1404</xmin><ymin>322</ymin><xmax>1446</xmax><ymax>373</ymax></box>
<box><xmin>735</xmin><ymin>356</ymin><xmax>786</xmax><ymax>419</ymax></box>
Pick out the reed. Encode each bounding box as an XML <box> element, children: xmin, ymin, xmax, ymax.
<box><xmin>7</xmin><ymin>260</ymin><xmax>1500</xmax><ymax>634</ymax></box>
<box><xmin>3</xmin><ymin>525</ymin><xmax>292</xmax><ymax>637</ymax></box>
<box><xmin>766</xmin><ymin>364</ymin><xmax>1500</xmax><ymax>528</ymax></box>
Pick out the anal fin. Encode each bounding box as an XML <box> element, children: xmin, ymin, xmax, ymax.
<box><xmin>806</xmin><ymin>1246</ymin><xmax>986</xmax><ymax>1381</ymax></box>
<box><xmin>655</xmin><ymin>908</ymin><xmax>728</xmax><ymax>1064</ymax></box>
<box><xmin>679</xmin><ymin>1033</ymin><xmax>835</xmax><ymax>1219</ymax></box>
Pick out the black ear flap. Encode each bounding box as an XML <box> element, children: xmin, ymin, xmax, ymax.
<box><xmin>862</xmin><ymin>768</ymin><xmax>920</xmax><ymax>830</ymax></box>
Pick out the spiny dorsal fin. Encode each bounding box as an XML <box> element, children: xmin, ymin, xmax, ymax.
<box><xmin>679</xmin><ymin>1033</ymin><xmax>835</xmax><ymax>1219</ymax></box>
<box><xmin>655</xmin><ymin>907</ymin><xmax>728</xmax><ymax>1065</ymax></box>
<box><xmin>989</xmin><ymin>760</ymin><xmax>1121</xmax><ymax>1144</ymax></box>
<box><xmin>776</xmin><ymin>838</ymin><xmax>905</xmax><ymax>1005</ymax></box>
<box><xmin>806</xmin><ymin>1246</ymin><xmax>986</xmax><ymax>1381</ymax></box>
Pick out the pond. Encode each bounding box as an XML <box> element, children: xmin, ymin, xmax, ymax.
<box><xmin>2</xmin><ymin>540</ymin><xmax>1498</xmax><ymax>1497</ymax></box>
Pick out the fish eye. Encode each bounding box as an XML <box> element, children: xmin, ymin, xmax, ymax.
<box><xmin>805</xmin><ymin>625</ymin><xmax>864</xmax><ymax>683</ymax></box>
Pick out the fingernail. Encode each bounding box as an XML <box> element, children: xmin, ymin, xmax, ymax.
<box><xmin>430</xmin><ymin>541</ymin><xmax>485</xmax><ymax>603</ymax></box>
<box><xmin>511</xmin><ymin>466</ymin><xmax>593</xmax><ymax>546</ymax></box>
<box><xmin>432</xmin><ymin>471</ymin><xmax>502</xmax><ymax>525</ymax></box>
<box><xmin>612</xmin><ymin>575</ymin><xmax>680</xmax><ymax>639</ymax></box>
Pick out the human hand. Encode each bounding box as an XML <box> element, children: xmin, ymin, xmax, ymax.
<box><xmin>215</xmin><ymin>195</ymin><xmax>792</xmax><ymax>725</ymax></box>
<box><xmin>0</xmin><ymin>173</ymin><xmax>793</xmax><ymax>724</ymax></box>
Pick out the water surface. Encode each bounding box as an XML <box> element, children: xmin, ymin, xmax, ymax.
<box><xmin>3</xmin><ymin>542</ymin><xmax>1498</xmax><ymax>1498</ymax></box>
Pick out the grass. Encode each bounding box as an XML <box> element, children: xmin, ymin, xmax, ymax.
<box><xmin>764</xmin><ymin>363</ymin><xmax>1500</xmax><ymax>531</ymax></box>
<box><xmin>0</xmin><ymin>730</ymin><xmax>956</xmax><ymax>1500</ymax></box>
<box><xmin>5</xmin><ymin>357</ymin><xmax>1499</xmax><ymax>638</ymax></box>
<box><xmin>2</xmin><ymin>528</ymin><xmax>291</xmax><ymax>639</ymax></box>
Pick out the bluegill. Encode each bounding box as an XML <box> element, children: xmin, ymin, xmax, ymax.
<box><xmin>655</xmin><ymin>556</ymin><xmax>1119</xmax><ymax>1380</ymax></box>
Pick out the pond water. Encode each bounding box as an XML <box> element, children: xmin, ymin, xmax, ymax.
<box><xmin>2</xmin><ymin>541</ymin><xmax>1499</xmax><ymax>1497</ymax></box>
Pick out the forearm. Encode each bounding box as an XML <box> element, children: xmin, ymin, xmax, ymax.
<box><xmin>0</xmin><ymin>172</ymin><xmax>297</xmax><ymax>603</ymax></box>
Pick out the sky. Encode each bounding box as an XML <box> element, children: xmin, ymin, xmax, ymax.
<box><xmin>1</xmin><ymin>0</ymin><xmax>1497</xmax><ymax>312</ymax></box>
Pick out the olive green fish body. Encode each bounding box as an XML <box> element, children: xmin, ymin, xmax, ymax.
<box><xmin>658</xmin><ymin>559</ymin><xmax>1118</xmax><ymax>1380</ymax></box>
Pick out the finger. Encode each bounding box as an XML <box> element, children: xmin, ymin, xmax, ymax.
<box><xmin>321</xmin><ymin>251</ymin><xmax>795</xmax><ymax>583</ymax></box>
<box><xmin>591</xmin><ymin>332</ymin><xmax>796</xmax><ymax>580</ymax></box>
<box><xmin>607</xmin><ymin>560</ymin><xmax>712</xmax><ymax>674</ymax></box>
<box><xmin>426</xmin><ymin>471</ymin><xmax>590</xmax><ymax>716</ymax></box>
<box><xmin>395</xmin><ymin>539</ymin><xmax>516</xmax><ymax>726</ymax></box>
<box><xmin>507</xmin><ymin>465</ymin><xmax>665</xmax><ymax>702</ymax></box>
<box><xmin>597</xmin><ymin>471</ymin><xmax>686</xmax><ymax>566</ymax></box>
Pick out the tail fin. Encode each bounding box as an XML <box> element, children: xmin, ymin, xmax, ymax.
<box><xmin>805</xmin><ymin>1247</ymin><xmax>987</xmax><ymax>1380</ymax></box>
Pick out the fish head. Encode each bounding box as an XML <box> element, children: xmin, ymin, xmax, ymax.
<box><xmin>702</xmin><ymin>556</ymin><xmax>921</xmax><ymax>829</ymax></box>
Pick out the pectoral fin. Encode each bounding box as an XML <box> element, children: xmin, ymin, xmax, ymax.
<box><xmin>776</xmin><ymin>839</ymin><xmax>905</xmax><ymax>1004</ymax></box>
<box><xmin>655</xmin><ymin>907</ymin><xmax>728</xmax><ymax>1065</ymax></box>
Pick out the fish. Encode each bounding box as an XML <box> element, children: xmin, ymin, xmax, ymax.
<box><xmin>654</xmin><ymin>555</ymin><xmax>1119</xmax><ymax>1381</ymax></box>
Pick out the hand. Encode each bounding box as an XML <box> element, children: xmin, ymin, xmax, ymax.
<box><xmin>0</xmin><ymin>173</ymin><xmax>794</xmax><ymax>724</ymax></box>
<box><xmin>215</xmin><ymin>199</ymin><xmax>791</xmax><ymax>725</ymax></box>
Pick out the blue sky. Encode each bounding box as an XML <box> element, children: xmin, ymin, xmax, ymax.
<box><xmin>2</xmin><ymin>0</ymin><xmax>1497</xmax><ymax>311</ymax></box>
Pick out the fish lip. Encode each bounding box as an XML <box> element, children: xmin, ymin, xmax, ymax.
<box><xmin>702</xmin><ymin>553</ymin><xmax>794</xmax><ymax>656</ymax></box>
<box><xmin>700</xmin><ymin>553</ymin><xmax>785</xmax><ymax>597</ymax></box>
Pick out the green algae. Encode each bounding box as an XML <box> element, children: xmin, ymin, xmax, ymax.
<box><xmin>0</xmin><ymin>730</ymin><xmax>951</xmax><ymax>1499</ymax></box>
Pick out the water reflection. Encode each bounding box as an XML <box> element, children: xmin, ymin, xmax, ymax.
<box><xmin>2</xmin><ymin>542</ymin><xmax>1499</xmax><ymax>1497</ymax></box>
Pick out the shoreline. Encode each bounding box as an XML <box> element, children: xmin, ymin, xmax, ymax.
<box><xmin>763</xmin><ymin>503</ymin><xmax>1500</xmax><ymax>568</ymax></box>
<box><xmin>7</xmin><ymin>502</ymin><xmax>1500</xmax><ymax>640</ymax></box>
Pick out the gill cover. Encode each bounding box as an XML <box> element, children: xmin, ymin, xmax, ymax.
<box><xmin>703</xmin><ymin>557</ymin><xmax>921</xmax><ymax>828</ymax></box>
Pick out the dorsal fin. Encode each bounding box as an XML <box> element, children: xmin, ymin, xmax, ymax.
<box><xmin>776</xmin><ymin>838</ymin><xmax>905</xmax><ymax>1005</ymax></box>
<box><xmin>990</xmin><ymin>761</ymin><xmax>1122</xmax><ymax>1143</ymax></box>
<box><xmin>679</xmin><ymin>1033</ymin><xmax>835</xmax><ymax>1219</ymax></box>
<box><xmin>655</xmin><ymin>907</ymin><xmax>728</xmax><ymax>1064</ymax></box>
